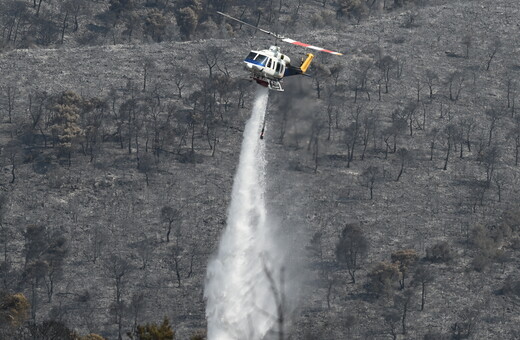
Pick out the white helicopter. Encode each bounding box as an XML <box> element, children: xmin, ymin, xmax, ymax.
<box><xmin>217</xmin><ymin>11</ymin><xmax>343</xmax><ymax>92</ymax></box>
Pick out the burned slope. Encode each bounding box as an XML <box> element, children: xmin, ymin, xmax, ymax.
<box><xmin>1</xmin><ymin>0</ymin><xmax>520</xmax><ymax>339</ymax></box>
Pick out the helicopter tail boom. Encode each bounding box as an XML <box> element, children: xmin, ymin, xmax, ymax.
<box><xmin>300</xmin><ymin>53</ymin><xmax>314</xmax><ymax>73</ymax></box>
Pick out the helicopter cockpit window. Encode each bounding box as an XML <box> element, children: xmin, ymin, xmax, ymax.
<box><xmin>254</xmin><ymin>54</ymin><xmax>269</xmax><ymax>66</ymax></box>
<box><xmin>245</xmin><ymin>52</ymin><xmax>257</xmax><ymax>61</ymax></box>
<box><xmin>266</xmin><ymin>59</ymin><xmax>272</xmax><ymax>68</ymax></box>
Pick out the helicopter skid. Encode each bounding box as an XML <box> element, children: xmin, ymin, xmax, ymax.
<box><xmin>252</xmin><ymin>75</ymin><xmax>284</xmax><ymax>92</ymax></box>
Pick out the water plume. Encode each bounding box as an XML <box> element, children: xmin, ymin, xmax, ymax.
<box><xmin>205</xmin><ymin>87</ymin><xmax>284</xmax><ymax>340</ymax></box>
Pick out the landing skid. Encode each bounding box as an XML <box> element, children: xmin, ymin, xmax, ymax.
<box><xmin>252</xmin><ymin>75</ymin><xmax>284</xmax><ymax>92</ymax></box>
<box><xmin>267</xmin><ymin>79</ymin><xmax>283</xmax><ymax>91</ymax></box>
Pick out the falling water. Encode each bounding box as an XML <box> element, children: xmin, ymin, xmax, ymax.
<box><xmin>205</xmin><ymin>87</ymin><xmax>281</xmax><ymax>340</ymax></box>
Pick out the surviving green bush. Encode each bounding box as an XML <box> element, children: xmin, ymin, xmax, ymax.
<box><xmin>135</xmin><ymin>317</ymin><xmax>175</xmax><ymax>340</ymax></box>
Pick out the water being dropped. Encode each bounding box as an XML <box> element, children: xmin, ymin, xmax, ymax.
<box><xmin>204</xmin><ymin>87</ymin><xmax>281</xmax><ymax>340</ymax></box>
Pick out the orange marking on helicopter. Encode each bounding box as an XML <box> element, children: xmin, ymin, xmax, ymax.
<box><xmin>217</xmin><ymin>11</ymin><xmax>343</xmax><ymax>91</ymax></box>
<box><xmin>292</xmin><ymin>41</ymin><xmax>311</xmax><ymax>47</ymax></box>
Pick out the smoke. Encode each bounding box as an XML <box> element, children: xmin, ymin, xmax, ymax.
<box><xmin>269</xmin><ymin>77</ymin><xmax>325</xmax><ymax>147</ymax></box>
<box><xmin>205</xmin><ymin>87</ymin><xmax>293</xmax><ymax>340</ymax></box>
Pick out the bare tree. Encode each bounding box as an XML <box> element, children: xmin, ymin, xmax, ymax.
<box><xmin>2</xmin><ymin>2</ymin><xmax>30</xmax><ymax>47</ymax></box>
<box><xmin>507</xmin><ymin>116</ymin><xmax>520</xmax><ymax>165</ymax></box>
<box><xmin>168</xmin><ymin>242</ymin><xmax>184</xmax><ymax>288</ymax></box>
<box><xmin>395</xmin><ymin>56</ymin><xmax>405</xmax><ymax>79</ymax></box>
<box><xmin>359</xmin><ymin>166</ymin><xmax>380</xmax><ymax>199</ymax></box>
<box><xmin>415</xmin><ymin>77</ymin><xmax>424</xmax><ymax>102</ymax></box>
<box><xmin>81</xmin><ymin>97</ymin><xmax>108</xmax><ymax>163</ymax></box>
<box><xmin>394</xmin><ymin>289</ymin><xmax>415</xmax><ymax>334</ymax></box>
<box><xmin>22</xmin><ymin>260</ymin><xmax>47</xmax><ymax>323</ymax></box>
<box><xmin>344</xmin><ymin>106</ymin><xmax>362</xmax><ymax>168</ymax></box>
<box><xmin>459</xmin><ymin>117</ymin><xmax>476</xmax><ymax>155</ymax></box>
<box><xmin>325</xmin><ymin>272</ymin><xmax>336</xmax><ymax>310</ymax></box>
<box><xmin>479</xmin><ymin>146</ymin><xmax>500</xmax><ymax>184</ymax></box>
<box><xmin>87</xmin><ymin>225</ymin><xmax>106</xmax><ymax>264</ymax></box>
<box><xmin>58</xmin><ymin>1</ymin><xmax>73</xmax><ymax>44</ymax></box>
<box><xmin>383</xmin><ymin>117</ymin><xmax>407</xmax><ymax>158</ymax></box>
<box><xmin>0</xmin><ymin>197</ymin><xmax>14</xmax><ymax>292</ymax></box>
<box><xmin>335</xmin><ymin>223</ymin><xmax>368</xmax><ymax>283</ymax></box>
<box><xmin>377</xmin><ymin>55</ymin><xmax>396</xmax><ymax>95</ymax></box>
<box><xmin>425</xmin><ymin>69</ymin><xmax>438</xmax><ymax>99</ymax></box>
<box><xmin>43</xmin><ymin>235</ymin><xmax>68</xmax><ymax>303</ymax></box>
<box><xmin>104</xmin><ymin>254</ymin><xmax>133</xmax><ymax>340</ymax></box>
<box><xmin>395</xmin><ymin>148</ymin><xmax>411</xmax><ymax>182</ymax></box>
<box><xmin>360</xmin><ymin>110</ymin><xmax>378</xmax><ymax>160</ymax></box>
<box><xmin>127</xmin><ymin>292</ymin><xmax>145</xmax><ymax>337</ymax></box>
<box><xmin>383</xmin><ymin>308</ymin><xmax>400</xmax><ymax>340</ymax></box>
<box><xmin>34</xmin><ymin>0</ymin><xmax>45</xmax><ymax>16</ymax></box>
<box><xmin>401</xmin><ymin>101</ymin><xmax>419</xmax><ymax>136</ymax></box>
<box><xmin>447</xmin><ymin>71</ymin><xmax>465</xmax><ymax>101</ymax></box>
<box><xmin>428</xmin><ymin>127</ymin><xmax>440</xmax><ymax>161</ymax></box>
<box><xmin>312</xmin><ymin>63</ymin><xmax>330</xmax><ymax>99</ymax></box>
<box><xmin>485</xmin><ymin>106</ymin><xmax>503</xmax><ymax>146</ymax></box>
<box><xmin>137</xmin><ymin>153</ymin><xmax>154</xmax><ymax>186</ymax></box>
<box><xmin>324</xmin><ymin>89</ymin><xmax>341</xmax><ymax>141</ymax></box>
<box><xmin>2</xmin><ymin>140</ymin><xmax>21</xmax><ymax>184</ymax></box>
<box><xmin>485</xmin><ymin>39</ymin><xmax>501</xmax><ymax>71</ymax></box>
<box><xmin>311</xmin><ymin>122</ymin><xmax>322</xmax><ymax>173</ymax></box>
<box><xmin>67</xmin><ymin>0</ymin><xmax>83</xmax><ymax>32</ymax></box>
<box><xmin>161</xmin><ymin>206</ymin><xmax>180</xmax><ymax>243</ymax></box>
<box><xmin>129</xmin><ymin>237</ymin><xmax>155</xmax><ymax>270</ymax></box>
<box><xmin>412</xmin><ymin>264</ymin><xmax>435</xmax><ymax>311</ymax></box>
<box><xmin>505</xmin><ymin>75</ymin><xmax>516</xmax><ymax>111</ymax></box>
<box><xmin>173</xmin><ymin>66</ymin><xmax>187</xmax><ymax>98</ymax></box>
<box><xmin>200</xmin><ymin>45</ymin><xmax>223</xmax><ymax>79</ymax></box>
<box><xmin>350</xmin><ymin>59</ymin><xmax>372</xmax><ymax>102</ymax></box>
<box><xmin>262</xmin><ymin>263</ymin><xmax>289</xmax><ymax>340</ymax></box>
<box><xmin>451</xmin><ymin>306</ymin><xmax>481</xmax><ymax>339</ymax></box>
<box><xmin>493</xmin><ymin>171</ymin><xmax>505</xmax><ymax>202</ymax></box>
<box><xmin>442</xmin><ymin>124</ymin><xmax>457</xmax><ymax>170</ymax></box>
<box><xmin>329</xmin><ymin>63</ymin><xmax>344</xmax><ymax>90</ymax></box>
<box><xmin>1</xmin><ymin>86</ymin><xmax>17</xmax><ymax>123</ymax></box>
<box><xmin>461</xmin><ymin>34</ymin><xmax>472</xmax><ymax>58</ymax></box>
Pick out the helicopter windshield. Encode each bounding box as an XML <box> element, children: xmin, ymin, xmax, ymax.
<box><xmin>245</xmin><ymin>52</ymin><xmax>257</xmax><ymax>61</ymax></box>
<box><xmin>254</xmin><ymin>54</ymin><xmax>268</xmax><ymax>65</ymax></box>
<box><xmin>245</xmin><ymin>52</ymin><xmax>268</xmax><ymax>67</ymax></box>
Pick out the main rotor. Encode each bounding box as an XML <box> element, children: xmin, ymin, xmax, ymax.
<box><xmin>216</xmin><ymin>11</ymin><xmax>343</xmax><ymax>56</ymax></box>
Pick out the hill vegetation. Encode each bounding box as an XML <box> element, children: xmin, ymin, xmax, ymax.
<box><xmin>1</xmin><ymin>0</ymin><xmax>520</xmax><ymax>339</ymax></box>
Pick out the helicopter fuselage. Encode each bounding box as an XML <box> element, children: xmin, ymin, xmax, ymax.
<box><xmin>244</xmin><ymin>45</ymin><xmax>313</xmax><ymax>91</ymax></box>
<box><xmin>244</xmin><ymin>46</ymin><xmax>289</xmax><ymax>79</ymax></box>
<box><xmin>217</xmin><ymin>11</ymin><xmax>341</xmax><ymax>91</ymax></box>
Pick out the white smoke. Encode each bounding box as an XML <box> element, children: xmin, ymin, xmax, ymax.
<box><xmin>204</xmin><ymin>87</ymin><xmax>288</xmax><ymax>340</ymax></box>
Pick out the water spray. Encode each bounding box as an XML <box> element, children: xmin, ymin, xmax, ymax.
<box><xmin>205</xmin><ymin>87</ymin><xmax>284</xmax><ymax>340</ymax></box>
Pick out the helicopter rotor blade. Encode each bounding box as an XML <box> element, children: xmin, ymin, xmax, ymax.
<box><xmin>216</xmin><ymin>11</ymin><xmax>284</xmax><ymax>39</ymax></box>
<box><xmin>217</xmin><ymin>11</ymin><xmax>343</xmax><ymax>56</ymax></box>
<box><xmin>281</xmin><ymin>38</ymin><xmax>343</xmax><ymax>56</ymax></box>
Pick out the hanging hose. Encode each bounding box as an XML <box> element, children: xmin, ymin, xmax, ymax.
<box><xmin>260</xmin><ymin>118</ymin><xmax>266</xmax><ymax>139</ymax></box>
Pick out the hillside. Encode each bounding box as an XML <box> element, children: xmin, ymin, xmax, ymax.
<box><xmin>1</xmin><ymin>0</ymin><xmax>520</xmax><ymax>339</ymax></box>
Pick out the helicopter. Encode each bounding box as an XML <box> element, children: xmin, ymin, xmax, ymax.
<box><xmin>217</xmin><ymin>11</ymin><xmax>343</xmax><ymax>92</ymax></box>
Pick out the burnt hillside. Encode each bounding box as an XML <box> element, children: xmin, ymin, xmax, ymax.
<box><xmin>1</xmin><ymin>0</ymin><xmax>520</xmax><ymax>339</ymax></box>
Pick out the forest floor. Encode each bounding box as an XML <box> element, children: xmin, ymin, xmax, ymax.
<box><xmin>1</xmin><ymin>0</ymin><xmax>520</xmax><ymax>339</ymax></box>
